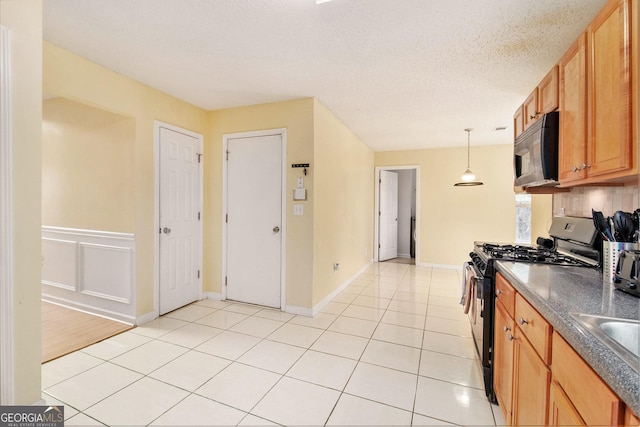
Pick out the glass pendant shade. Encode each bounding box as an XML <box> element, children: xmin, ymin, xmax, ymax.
<box><xmin>454</xmin><ymin>129</ymin><xmax>483</xmax><ymax>186</ymax></box>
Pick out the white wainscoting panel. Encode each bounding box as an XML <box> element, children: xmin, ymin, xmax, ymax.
<box><xmin>42</xmin><ymin>238</ymin><xmax>77</xmax><ymax>291</ymax></box>
<box><xmin>42</xmin><ymin>227</ymin><xmax>136</xmax><ymax>324</ymax></box>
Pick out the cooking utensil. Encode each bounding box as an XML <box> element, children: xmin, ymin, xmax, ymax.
<box><xmin>592</xmin><ymin>209</ymin><xmax>612</xmax><ymax>241</ymax></box>
<box><xmin>614</xmin><ymin>211</ymin><xmax>635</xmax><ymax>242</ymax></box>
<box><xmin>633</xmin><ymin>209</ymin><xmax>640</xmax><ymax>242</ymax></box>
<box><xmin>608</xmin><ymin>216</ymin><xmax>616</xmax><ymax>241</ymax></box>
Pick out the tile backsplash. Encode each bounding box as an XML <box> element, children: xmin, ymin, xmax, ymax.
<box><xmin>553</xmin><ymin>185</ymin><xmax>639</xmax><ymax>217</ymax></box>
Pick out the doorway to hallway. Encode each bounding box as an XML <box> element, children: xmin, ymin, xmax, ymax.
<box><xmin>374</xmin><ymin>166</ymin><xmax>419</xmax><ymax>264</ymax></box>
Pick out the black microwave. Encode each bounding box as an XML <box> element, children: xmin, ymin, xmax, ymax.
<box><xmin>514</xmin><ymin>111</ymin><xmax>559</xmax><ymax>187</ymax></box>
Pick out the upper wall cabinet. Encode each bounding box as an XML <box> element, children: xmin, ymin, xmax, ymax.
<box><xmin>558</xmin><ymin>34</ymin><xmax>588</xmax><ymax>183</ymax></box>
<box><xmin>558</xmin><ymin>0</ymin><xmax>638</xmax><ymax>186</ymax></box>
<box><xmin>515</xmin><ymin>67</ymin><xmax>560</xmax><ymax>139</ymax></box>
<box><xmin>538</xmin><ymin>66</ymin><xmax>560</xmax><ymax>118</ymax></box>
<box><xmin>514</xmin><ymin>105</ymin><xmax>524</xmax><ymax>140</ymax></box>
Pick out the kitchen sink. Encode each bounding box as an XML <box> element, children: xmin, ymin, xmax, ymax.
<box><xmin>570</xmin><ymin>313</ymin><xmax>640</xmax><ymax>371</ymax></box>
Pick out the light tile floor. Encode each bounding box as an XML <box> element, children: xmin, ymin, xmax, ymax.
<box><xmin>42</xmin><ymin>261</ymin><xmax>506</xmax><ymax>426</ymax></box>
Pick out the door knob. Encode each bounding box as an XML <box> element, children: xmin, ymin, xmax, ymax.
<box><xmin>273</xmin><ymin>226</ymin><xmax>280</xmax><ymax>233</ymax></box>
<box><xmin>163</xmin><ymin>227</ymin><xmax>172</xmax><ymax>234</ymax></box>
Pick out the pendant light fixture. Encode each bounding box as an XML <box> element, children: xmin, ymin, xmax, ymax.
<box><xmin>454</xmin><ymin>128</ymin><xmax>484</xmax><ymax>186</ymax></box>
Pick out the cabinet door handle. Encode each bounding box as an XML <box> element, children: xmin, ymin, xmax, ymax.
<box><xmin>582</xmin><ymin>163</ymin><xmax>591</xmax><ymax>170</ymax></box>
<box><xmin>572</xmin><ymin>165</ymin><xmax>581</xmax><ymax>172</ymax></box>
<box><xmin>518</xmin><ymin>317</ymin><xmax>529</xmax><ymax>325</ymax></box>
<box><xmin>503</xmin><ymin>325</ymin><xmax>511</xmax><ymax>332</ymax></box>
<box><xmin>496</xmin><ymin>289</ymin><xmax>502</xmax><ymax>296</ymax></box>
<box><xmin>507</xmin><ymin>333</ymin><xmax>514</xmax><ymax>341</ymax></box>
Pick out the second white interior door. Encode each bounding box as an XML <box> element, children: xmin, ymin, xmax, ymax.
<box><xmin>378</xmin><ymin>170</ymin><xmax>398</xmax><ymax>261</ymax></box>
<box><xmin>226</xmin><ymin>133</ymin><xmax>282</xmax><ymax>308</ymax></box>
<box><xmin>379</xmin><ymin>170</ymin><xmax>399</xmax><ymax>261</ymax></box>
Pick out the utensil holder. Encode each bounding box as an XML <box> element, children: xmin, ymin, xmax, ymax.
<box><xmin>603</xmin><ymin>241</ymin><xmax>638</xmax><ymax>283</ymax></box>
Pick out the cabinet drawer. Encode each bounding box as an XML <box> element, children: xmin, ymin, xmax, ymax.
<box><xmin>552</xmin><ymin>332</ymin><xmax>624</xmax><ymax>426</ymax></box>
<box><xmin>495</xmin><ymin>272</ymin><xmax>516</xmax><ymax>318</ymax></box>
<box><xmin>515</xmin><ymin>294</ymin><xmax>552</xmax><ymax>364</ymax></box>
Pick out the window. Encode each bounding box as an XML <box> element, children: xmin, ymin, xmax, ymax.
<box><xmin>515</xmin><ymin>194</ymin><xmax>532</xmax><ymax>244</ymax></box>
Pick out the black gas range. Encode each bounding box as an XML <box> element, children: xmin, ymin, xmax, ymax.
<box><xmin>465</xmin><ymin>216</ymin><xmax>601</xmax><ymax>403</ymax></box>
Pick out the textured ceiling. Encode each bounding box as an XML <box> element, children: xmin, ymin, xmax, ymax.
<box><xmin>43</xmin><ymin>0</ymin><xmax>607</xmax><ymax>150</ymax></box>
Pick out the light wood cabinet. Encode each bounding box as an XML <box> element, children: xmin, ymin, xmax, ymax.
<box><xmin>538</xmin><ymin>66</ymin><xmax>560</xmax><ymax>114</ymax></box>
<box><xmin>548</xmin><ymin>379</ymin><xmax>586</xmax><ymax>426</ymax></box>
<box><xmin>496</xmin><ymin>272</ymin><xmax>516</xmax><ymax>316</ymax></box>
<box><xmin>552</xmin><ymin>332</ymin><xmax>624</xmax><ymax>426</ymax></box>
<box><xmin>523</xmin><ymin>89</ymin><xmax>539</xmax><ymax>130</ymax></box>
<box><xmin>515</xmin><ymin>294</ymin><xmax>552</xmax><ymax>364</ymax></box>
<box><xmin>587</xmin><ymin>0</ymin><xmax>634</xmax><ymax>179</ymax></box>
<box><xmin>558</xmin><ymin>0</ymin><xmax>637</xmax><ymax>185</ymax></box>
<box><xmin>517</xmin><ymin>66</ymin><xmax>560</xmax><ymax>133</ymax></box>
<box><xmin>513</xmin><ymin>105</ymin><xmax>524</xmax><ymax>139</ymax></box>
<box><xmin>512</xmin><ymin>325</ymin><xmax>551</xmax><ymax>426</ymax></box>
<box><xmin>559</xmin><ymin>33</ymin><xmax>588</xmax><ymax>183</ymax></box>
<box><xmin>494</xmin><ymin>299</ymin><xmax>515</xmax><ymax>425</ymax></box>
<box><xmin>493</xmin><ymin>272</ymin><xmax>633</xmax><ymax>426</ymax></box>
<box><xmin>625</xmin><ymin>408</ymin><xmax>640</xmax><ymax>427</ymax></box>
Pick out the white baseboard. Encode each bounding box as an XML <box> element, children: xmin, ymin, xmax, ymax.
<box><xmin>310</xmin><ymin>259</ymin><xmax>374</xmax><ymax>316</ymax></box>
<box><xmin>416</xmin><ymin>262</ymin><xmax>463</xmax><ymax>270</ymax></box>
<box><xmin>41</xmin><ymin>295</ymin><xmax>135</xmax><ymax>325</ymax></box>
<box><xmin>135</xmin><ymin>310</ymin><xmax>157</xmax><ymax>326</ymax></box>
<box><xmin>202</xmin><ymin>292</ymin><xmax>223</xmax><ymax>301</ymax></box>
<box><xmin>283</xmin><ymin>305</ymin><xmax>314</xmax><ymax>317</ymax></box>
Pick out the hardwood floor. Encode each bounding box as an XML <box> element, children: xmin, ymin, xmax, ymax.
<box><xmin>41</xmin><ymin>301</ymin><xmax>134</xmax><ymax>363</ymax></box>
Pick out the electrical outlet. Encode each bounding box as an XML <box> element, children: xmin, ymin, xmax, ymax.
<box><xmin>294</xmin><ymin>204</ymin><xmax>303</xmax><ymax>216</ymax></box>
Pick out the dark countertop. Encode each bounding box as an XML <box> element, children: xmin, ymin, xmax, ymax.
<box><xmin>495</xmin><ymin>261</ymin><xmax>640</xmax><ymax>415</ymax></box>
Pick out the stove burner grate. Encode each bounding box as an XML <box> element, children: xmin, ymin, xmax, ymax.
<box><xmin>480</xmin><ymin>243</ymin><xmax>587</xmax><ymax>266</ymax></box>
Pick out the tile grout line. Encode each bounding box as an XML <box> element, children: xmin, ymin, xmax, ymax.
<box><xmin>50</xmin><ymin>263</ymin><xmax>493</xmax><ymax>426</ymax></box>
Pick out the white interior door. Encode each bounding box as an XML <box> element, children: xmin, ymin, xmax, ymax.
<box><xmin>226</xmin><ymin>134</ymin><xmax>282</xmax><ymax>308</ymax></box>
<box><xmin>159</xmin><ymin>126</ymin><xmax>201</xmax><ymax>315</ymax></box>
<box><xmin>379</xmin><ymin>170</ymin><xmax>399</xmax><ymax>261</ymax></box>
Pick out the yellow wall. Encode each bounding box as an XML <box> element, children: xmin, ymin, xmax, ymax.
<box><xmin>43</xmin><ymin>42</ymin><xmax>208</xmax><ymax>316</ymax></box>
<box><xmin>376</xmin><ymin>144</ymin><xmax>516</xmax><ymax>266</ymax></box>
<box><xmin>42</xmin><ymin>97</ymin><xmax>136</xmax><ymax>231</ymax></box>
<box><xmin>531</xmin><ymin>194</ymin><xmax>553</xmax><ymax>243</ymax></box>
<box><xmin>312</xmin><ymin>100</ymin><xmax>374</xmax><ymax>305</ymax></box>
<box><xmin>206</xmin><ymin>98</ymin><xmax>374</xmax><ymax>310</ymax></box>
<box><xmin>206</xmin><ymin>99</ymin><xmax>315</xmax><ymax>309</ymax></box>
<box><xmin>1</xmin><ymin>0</ymin><xmax>43</xmax><ymax>404</ymax></box>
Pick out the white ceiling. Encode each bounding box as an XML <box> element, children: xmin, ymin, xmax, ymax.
<box><xmin>43</xmin><ymin>0</ymin><xmax>607</xmax><ymax>150</ymax></box>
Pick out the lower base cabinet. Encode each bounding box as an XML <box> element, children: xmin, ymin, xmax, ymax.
<box><xmin>625</xmin><ymin>408</ymin><xmax>640</xmax><ymax>426</ymax></box>
<box><xmin>511</xmin><ymin>331</ymin><xmax>551</xmax><ymax>426</ymax></box>
<box><xmin>548</xmin><ymin>380</ymin><xmax>586</xmax><ymax>426</ymax></box>
<box><xmin>551</xmin><ymin>332</ymin><xmax>624</xmax><ymax>426</ymax></box>
<box><xmin>493</xmin><ymin>300</ymin><xmax>514</xmax><ymax>424</ymax></box>
<box><xmin>493</xmin><ymin>272</ymin><xmax>637</xmax><ymax>426</ymax></box>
